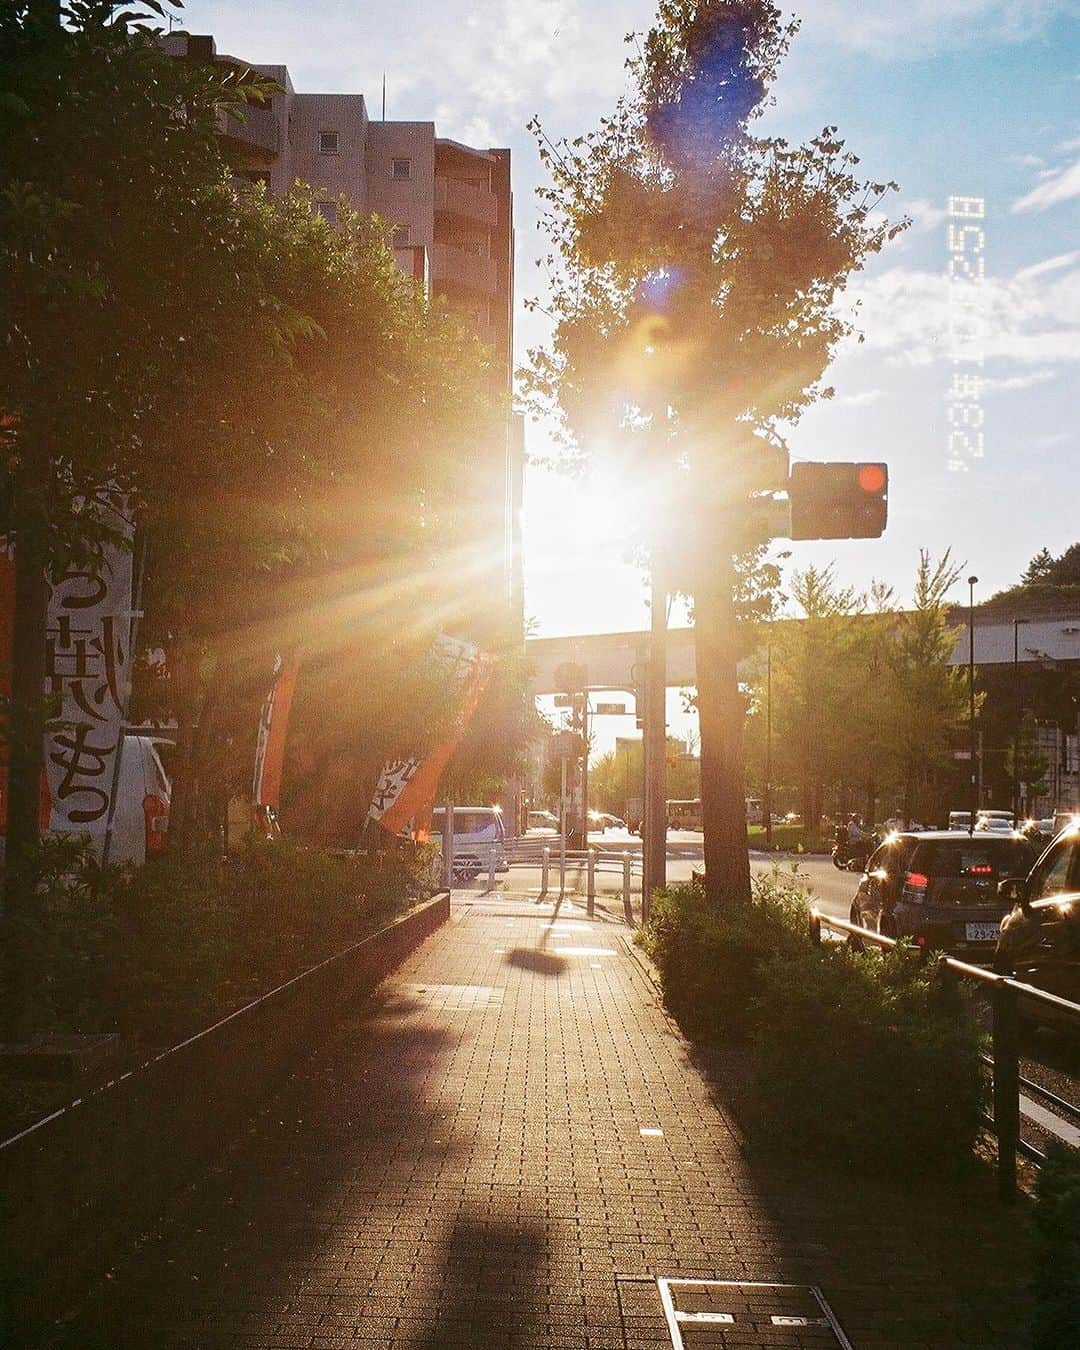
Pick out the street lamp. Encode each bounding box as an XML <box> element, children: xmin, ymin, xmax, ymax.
<box><xmin>764</xmin><ymin>641</ymin><xmax>773</xmax><ymax>849</ymax></box>
<box><xmin>968</xmin><ymin>576</ymin><xmax>978</xmax><ymax>835</ymax></box>
<box><xmin>1012</xmin><ymin>617</ymin><xmax>1029</xmax><ymax>827</ymax></box>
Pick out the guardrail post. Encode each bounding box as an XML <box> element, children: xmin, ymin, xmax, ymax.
<box><xmin>809</xmin><ymin>909</ymin><xmax>821</xmax><ymax>947</ymax></box>
<box><xmin>587</xmin><ymin>848</ymin><xmax>596</xmax><ymax>917</ymax></box>
<box><xmin>935</xmin><ymin>955</ymin><xmax>961</xmax><ymax>1015</ymax></box>
<box><xmin>991</xmin><ymin>980</ymin><xmax>1021</xmax><ymax>1204</ymax></box>
<box><xmin>486</xmin><ymin>845</ymin><xmax>496</xmax><ymax>894</ymax></box>
<box><xmin>541</xmin><ymin>846</ymin><xmax>550</xmax><ymax>897</ymax></box>
<box><xmin>623</xmin><ymin>854</ymin><xmax>632</xmax><ymax>915</ymax></box>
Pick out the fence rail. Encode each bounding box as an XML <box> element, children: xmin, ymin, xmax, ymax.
<box><xmin>809</xmin><ymin>907</ymin><xmax>1080</xmax><ymax>1202</ymax></box>
<box><xmin>443</xmin><ymin>837</ymin><xmax>643</xmax><ymax>917</ymax></box>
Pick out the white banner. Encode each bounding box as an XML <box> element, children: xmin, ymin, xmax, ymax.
<box><xmin>44</xmin><ymin>504</ymin><xmax>135</xmax><ymax>854</ymax></box>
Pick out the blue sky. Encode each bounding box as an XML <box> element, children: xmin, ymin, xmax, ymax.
<box><xmin>179</xmin><ymin>0</ymin><xmax>1079</xmax><ymax>635</ymax></box>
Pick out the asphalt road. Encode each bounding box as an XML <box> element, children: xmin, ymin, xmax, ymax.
<box><xmin>499</xmin><ymin>828</ymin><xmax>859</xmax><ymax>922</ymax></box>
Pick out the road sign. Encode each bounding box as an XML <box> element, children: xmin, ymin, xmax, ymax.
<box><xmin>553</xmin><ymin>694</ymin><xmax>573</xmax><ymax>707</ymax></box>
<box><xmin>594</xmin><ymin>702</ymin><xmax>627</xmax><ymax>715</ymax></box>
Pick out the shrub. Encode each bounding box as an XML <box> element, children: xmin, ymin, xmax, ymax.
<box><xmin>750</xmin><ymin>941</ymin><xmax>984</xmax><ymax>1177</ymax></box>
<box><xmin>18</xmin><ymin>835</ymin><xmax>432</xmax><ymax>1044</ymax></box>
<box><xmin>1030</xmin><ymin>1141</ymin><xmax>1080</xmax><ymax>1350</ymax></box>
<box><xmin>638</xmin><ymin>872</ymin><xmax>807</xmax><ymax>1041</ymax></box>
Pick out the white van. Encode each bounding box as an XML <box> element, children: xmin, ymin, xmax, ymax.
<box><xmin>430</xmin><ymin>805</ymin><xmax>508</xmax><ymax>881</ymax></box>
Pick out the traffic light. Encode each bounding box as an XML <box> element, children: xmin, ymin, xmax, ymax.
<box><xmin>788</xmin><ymin>462</ymin><xmax>888</xmax><ymax>541</ymax></box>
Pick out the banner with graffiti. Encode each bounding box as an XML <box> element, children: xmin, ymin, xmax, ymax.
<box><xmin>43</xmin><ymin>500</ymin><xmax>135</xmax><ymax>854</ymax></box>
<box><xmin>367</xmin><ymin>635</ymin><xmax>492</xmax><ymax>838</ymax></box>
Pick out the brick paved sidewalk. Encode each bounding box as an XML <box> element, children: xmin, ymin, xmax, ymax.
<box><xmin>48</xmin><ymin>893</ymin><xmax>1031</xmax><ymax>1349</ymax></box>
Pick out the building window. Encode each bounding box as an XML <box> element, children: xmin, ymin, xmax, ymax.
<box><xmin>319</xmin><ymin>130</ymin><xmax>340</xmax><ymax>154</ymax></box>
<box><xmin>316</xmin><ymin>201</ymin><xmax>338</xmax><ymax>223</ymax></box>
<box><xmin>391</xmin><ymin>157</ymin><xmax>412</xmax><ymax>181</ymax></box>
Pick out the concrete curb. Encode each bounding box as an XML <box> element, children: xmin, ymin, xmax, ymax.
<box><xmin>0</xmin><ymin>891</ymin><xmax>449</xmax><ymax>1341</ymax></box>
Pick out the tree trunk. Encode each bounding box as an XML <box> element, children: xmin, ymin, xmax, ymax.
<box><xmin>695</xmin><ymin>560</ymin><xmax>750</xmax><ymax>909</ymax></box>
<box><xmin>1</xmin><ymin>518</ymin><xmax>49</xmax><ymax>1042</ymax></box>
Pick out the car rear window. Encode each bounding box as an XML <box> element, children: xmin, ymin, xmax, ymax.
<box><xmin>911</xmin><ymin>839</ymin><xmax>1032</xmax><ymax>879</ymax></box>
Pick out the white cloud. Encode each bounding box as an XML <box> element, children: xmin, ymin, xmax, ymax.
<box><xmin>1014</xmin><ymin>251</ymin><xmax>1080</xmax><ymax>282</ymax></box>
<box><xmin>1012</xmin><ymin>158</ymin><xmax>1080</xmax><ymax>213</ymax></box>
<box><xmin>847</xmin><ymin>257</ymin><xmax>1080</xmax><ymax>367</ymax></box>
<box><xmin>981</xmin><ymin>369</ymin><xmax>1057</xmax><ymax>393</ymax></box>
<box><xmin>899</xmin><ymin>198</ymin><xmax>950</xmax><ymax>233</ymax></box>
<box><xmin>832</xmin><ymin>389</ymin><xmax>885</xmax><ymax>407</ymax></box>
<box><xmin>798</xmin><ymin>0</ymin><xmax>1070</xmax><ymax>55</ymax></box>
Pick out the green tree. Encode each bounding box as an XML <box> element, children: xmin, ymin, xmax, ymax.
<box><xmin>745</xmin><ymin>566</ymin><xmax>881</xmax><ymax>832</ymax></box>
<box><xmin>0</xmin><ymin>0</ymin><xmax>292</xmax><ymax>1035</ymax></box>
<box><xmin>879</xmin><ymin>551</ymin><xmax>970</xmax><ymax>823</ymax></box>
<box><xmin>523</xmin><ymin>0</ymin><xmax>904</xmax><ymax>906</ymax></box>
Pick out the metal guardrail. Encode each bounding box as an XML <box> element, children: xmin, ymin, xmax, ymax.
<box><xmin>809</xmin><ymin>907</ymin><xmax>1080</xmax><ymax>1202</ymax></box>
<box><xmin>444</xmin><ymin>838</ymin><xmax>643</xmax><ymax>918</ymax></box>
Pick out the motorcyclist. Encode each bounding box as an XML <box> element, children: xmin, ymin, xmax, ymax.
<box><xmin>846</xmin><ymin>813</ymin><xmax>866</xmax><ymax>844</ymax></box>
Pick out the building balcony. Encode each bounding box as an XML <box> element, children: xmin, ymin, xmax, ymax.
<box><xmin>217</xmin><ymin>103</ymin><xmax>281</xmax><ymax>161</ymax></box>
<box><xmin>434</xmin><ymin>176</ymin><xmax>498</xmax><ymax>229</ymax></box>
<box><xmin>430</xmin><ymin>243</ymin><xmax>498</xmax><ymax>295</ymax></box>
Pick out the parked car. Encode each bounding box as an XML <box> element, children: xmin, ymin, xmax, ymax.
<box><xmin>850</xmin><ymin>830</ymin><xmax>1036</xmax><ymax>957</ymax></box>
<box><xmin>589</xmin><ymin>811</ymin><xmax>626</xmax><ymax>832</ymax></box>
<box><xmin>975</xmin><ymin>809</ymin><xmax>1017</xmax><ymax>834</ymax></box>
<box><xmin>430</xmin><ymin>805</ymin><xmax>508</xmax><ymax>880</ymax></box>
<box><xmin>948</xmin><ymin>810</ymin><xmax>972</xmax><ymax>831</ymax></box>
<box><xmin>526</xmin><ymin>810</ymin><xmax>559</xmax><ymax>834</ymax></box>
<box><xmin>995</xmin><ymin>823</ymin><xmax>1080</xmax><ymax>1025</ymax></box>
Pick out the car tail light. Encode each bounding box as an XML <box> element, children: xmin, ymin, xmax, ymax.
<box><xmin>905</xmin><ymin>871</ymin><xmax>929</xmax><ymax>901</ymax></box>
<box><xmin>143</xmin><ymin>794</ymin><xmax>168</xmax><ymax>853</ymax></box>
<box><xmin>968</xmin><ymin>864</ymin><xmax>993</xmax><ymax>876</ymax></box>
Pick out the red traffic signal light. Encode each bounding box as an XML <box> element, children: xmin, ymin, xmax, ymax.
<box><xmin>788</xmin><ymin>462</ymin><xmax>888</xmax><ymax>541</ymax></box>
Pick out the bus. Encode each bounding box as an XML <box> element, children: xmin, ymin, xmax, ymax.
<box><xmin>665</xmin><ymin>798</ymin><xmax>764</xmax><ymax>830</ymax></box>
<box><xmin>666</xmin><ymin>799</ymin><xmax>702</xmax><ymax>830</ymax></box>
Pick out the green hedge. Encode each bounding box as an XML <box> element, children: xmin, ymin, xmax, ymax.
<box><xmin>1030</xmin><ymin>1142</ymin><xmax>1080</xmax><ymax>1349</ymax></box>
<box><xmin>18</xmin><ymin>836</ymin><xmax>434</xmax><ymax>1044</ymax></box>
<box><xmin>638</xmin><ymin>875</ymin><xmax>984</xmax><ymax>1178</ymax></box>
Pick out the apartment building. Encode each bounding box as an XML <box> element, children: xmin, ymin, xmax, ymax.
<box><xmin>162</xmin><ymin>32</ymin><xmax>521</xmax><ymax>616</ymax></box>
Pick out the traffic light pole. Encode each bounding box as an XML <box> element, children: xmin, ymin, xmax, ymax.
<box><xmin>642</xmin><ymin>560</ymin><xmax>667</xmax><ymax>922</ymax></box>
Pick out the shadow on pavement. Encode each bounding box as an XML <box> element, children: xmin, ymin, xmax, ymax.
<box><xmin>504</xmin><ymin>946</ymin><xmax>567</xmax><ymax>976</ymax></box>
<box><xmin>416</xmin><ymin>1215</ymin><xmax>550</xmax><ymax>1349</ymax></box>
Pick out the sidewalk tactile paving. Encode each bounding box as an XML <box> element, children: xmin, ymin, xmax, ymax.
<box><xmin>51</xmin><ymin>892</ymin><xmax>1033</xmax><ymax>1349</ymax></box>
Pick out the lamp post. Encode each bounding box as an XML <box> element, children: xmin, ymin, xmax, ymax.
<box><xmin>1012</xmin><ymin>618</ymin><xmax>1029</xmax><ymax>827</ymax></box>
<box><xmin>967</xmin><ymin>576</ymin><xmax>978</xmax><ymax>834</ymax></box>
<box><xmin>764</xmin><ymin>641</ymin><xmax>773</xmax><ymax>849</ymax></box>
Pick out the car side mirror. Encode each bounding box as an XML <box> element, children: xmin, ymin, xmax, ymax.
<box><xmin>998</xmin><ymin>877</ymin><xmax>1030</xmax><ymax>913</ymax></box>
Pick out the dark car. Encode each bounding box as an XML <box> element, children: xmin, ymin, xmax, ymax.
<box><xmin>850</xmin><ymin>830</ymin><xmax>1036</xmax><ymax>957</ymax></box>
<box><xmin>995</xmin><ymin>825</ymin><xmax>1080</xmax><ymax>1024</ymax></box>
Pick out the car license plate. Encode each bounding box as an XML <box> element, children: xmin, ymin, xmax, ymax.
<box><xmin>964</xmin><ymin>922</ymin><xmax>999</xmax><ymax>942</ymax></box>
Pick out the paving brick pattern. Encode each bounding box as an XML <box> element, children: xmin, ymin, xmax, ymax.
<box><xmin>49</xmin><ymin>894</ymin><xmax>1031</xmax><ymax>1349</ymax></box>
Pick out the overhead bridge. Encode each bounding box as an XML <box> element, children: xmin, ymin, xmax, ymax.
<box><xmin>527</xmin><ymin>611</ymin><xmax>1080</xmax><ymax>695</ymax></box>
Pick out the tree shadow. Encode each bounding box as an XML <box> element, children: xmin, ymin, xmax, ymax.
<box><xmin>503</xmin><ymin>946</ymin><xmax>567</xmax><ymax>976</ymax></box>
<box><xmin>415</xmin><ymin>1215</ymin><xmax>550</xmax><ymax>1349</ymax></box>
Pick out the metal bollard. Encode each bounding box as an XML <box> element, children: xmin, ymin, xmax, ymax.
<box><xmin>487</xmin><ymin>844</ymin><xmax>496</xmax><ymax>893</ymax></box>
<box><xmin>623</xmin><ymin>854</ymin><xmax>632</xmax><ymax>913</ymax></box>
<box><xmin>587</xmin><ymin>848</ymin><xmax>596</xmax><ymax>917</ymax></box>
<box><xmin>541</xmin><ymin>845</ymin><xmax>550</xmax><ymax>896</ymax></box>
<box><xmin>991</xmin><ymin>979</ymin><xmax>1021</xmax><ymax>1204</ymax></box>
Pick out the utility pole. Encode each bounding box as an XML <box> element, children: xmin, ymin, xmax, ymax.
<box><xmin>764</xmin><ymin>641</ymin><xmax>773</xmax><ymax>849</ymax></box>
<box><xmin>642</xmin><ymin>562</ymin><xmax>667</xmax><ymax>921</ymax></box>
<box><xmin>967</xmin><ymin>575</ymin><xmax>978</xmax><ymax>833</ymax></box>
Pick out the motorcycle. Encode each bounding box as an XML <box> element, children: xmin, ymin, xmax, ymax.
<box><xmin>831</xmin><ymin>831</ymin><xmax>878</xmax><ymax>872</ymax></box>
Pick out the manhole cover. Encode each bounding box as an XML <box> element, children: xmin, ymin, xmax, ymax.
<box><xmin>657</xmin><ymin>1279</ymin><xmax>853</xmax><ymax>1349</ymax></box>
